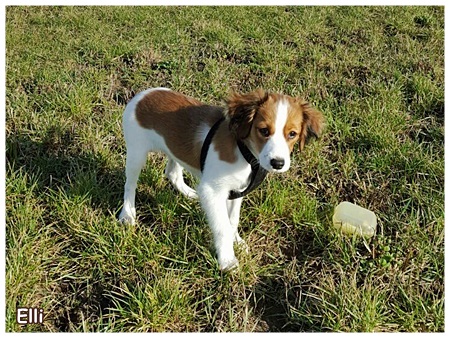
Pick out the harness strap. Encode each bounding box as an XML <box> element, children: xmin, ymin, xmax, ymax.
<box><xmin>200</xmin><ymin>117</ymin><xmax>268</xmax><ymax>200</ymax></box>
<box><xmin>200</xmin><ymin>117</ymin><xmax>225</xmax><ymax>172</ymax></box>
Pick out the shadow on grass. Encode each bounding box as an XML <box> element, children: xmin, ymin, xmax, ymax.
<box><xmin>249</xmin><ymin>223</ymin><xmax>334</xmax><ymax>332</ymax></box>
<box><xmin>7</xmin><ymin>127</ymin><xmax>124</xmax><ymax>208</ymax></box>
<box><xmin>6</xmin><ymin>127</ymin><xmax>175</xmax><ymax>218</ymax></box>
<box><xmin>6</xmin><ymin>129</ymin><xmax>168</xmax><ymax>330</ymax></box>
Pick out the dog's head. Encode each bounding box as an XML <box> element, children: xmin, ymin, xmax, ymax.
<box><xmin>226</xmin><ymin>89</ymin><xmax>324</xmax><ymax>173</ymax></box>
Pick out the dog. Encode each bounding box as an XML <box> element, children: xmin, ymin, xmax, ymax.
<box><xmin>118</xmin><ymin>87</ymin><xmax>324</xmax><ymax>271</ymax></box>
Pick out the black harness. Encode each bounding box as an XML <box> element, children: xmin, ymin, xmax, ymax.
<box><xmin>200</xmin><ymin>117</ymin><xmax>268</xmax><ymax>200</ymax></box>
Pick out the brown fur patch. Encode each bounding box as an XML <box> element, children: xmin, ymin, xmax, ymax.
<box><xmin>212</xmin><ymin>122</ymin><xmax>238</xmax><ymax>164</ymax></box>
<box><xmin>284</xmin><ymin>96</ymin><xmax>305</xmax><ymax>151</ymax></box>
<box><xmin>226</xmin><ymin>89</ymin><xmax>269</xmax><ymax>140</ymax></box>
<box><xmin>298</xmin><ymin>101</ymin><xmax>324</xmax><ymax>150</ymax></box>
<box><xmin>135</xmin><ymin>90</ymin><xmax>224</xmax><ymax>170</ymax></box>
<box><xmin>248</xmin><ymin>93</ymin><xmax>279</xmax><ymax>154</ymax></box>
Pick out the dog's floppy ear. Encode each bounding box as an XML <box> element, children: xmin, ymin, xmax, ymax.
<box><xmin>299</xmin><ymin>101</ymin><xmax>324</xmax><ymax>150</ymax></box>
<box><xmin>226</xmin><ymin>89</ymin><xmax>269</xmax><ymax>139</ymax></box>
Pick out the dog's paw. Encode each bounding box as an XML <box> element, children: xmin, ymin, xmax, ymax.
<box><xmin>118</xmin><ymin>210</ymin><xmax>136</xmax><ymax>225</ymax></box>
<box><xmin>219</xmin><ymin>257</ymin><xmax>239</xmax><ymax>272</ymax></box>
<box><xmin>172</xmin><ymin>183</ymin><xmax>198</xmax><ymax>200</ymax></box>
<box><xmin>184</xmin><ymin>188</ymin><xmax>198</xmax><ymax>200</ymax></box>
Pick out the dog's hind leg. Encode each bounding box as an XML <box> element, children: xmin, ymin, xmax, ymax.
<box><xmin>165</xmin><ymin>159</ymin><xmax>198</xmax><ymax>199</ymax></box>
<box><xmin>119</xmin><ymin>147</ymin><xmax>148</xmax><ymax>225</ymax></box>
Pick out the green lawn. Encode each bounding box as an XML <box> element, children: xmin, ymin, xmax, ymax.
<box><xmin>5</xmin><ymin>6</ymin><xmax>444</xmax><ymax>332</ymax></box>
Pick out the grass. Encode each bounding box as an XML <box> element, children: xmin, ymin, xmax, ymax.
<box><xmin>5</xmin><ymin>6</ymin><xmax>444</xmax><ymax>332</ymax></box>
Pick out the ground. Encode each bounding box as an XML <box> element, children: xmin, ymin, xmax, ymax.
<box><xmin>5</xmin><ymin>6</ymin><xmax>444</xmax><ymax>332</ymax></box>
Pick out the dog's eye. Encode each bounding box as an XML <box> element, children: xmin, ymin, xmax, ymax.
<box><xmin>288</xmin><ymin>131</ymin><xmax>297</xmax><ymax>139</ymax></box>
<box><xmin>259</xmin><ymin>128</ymin><xmax>270</xmax><ymax>137</ymax></box>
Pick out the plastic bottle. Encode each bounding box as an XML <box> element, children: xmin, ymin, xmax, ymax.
<box><xmin>332</xmin><ymin>201</ymin><xmax>377</xmax><ymax>237</ymax></box>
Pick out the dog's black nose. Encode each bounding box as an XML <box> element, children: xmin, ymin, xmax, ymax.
<box><xmin>270</xmin><ymin>158</ymin><xmax>285</xmax><ymax>170</ymax></box>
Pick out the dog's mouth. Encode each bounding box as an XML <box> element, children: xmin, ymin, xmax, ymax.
<box><xmin>264</xmin><ymin>166</ymin><xmax>290</xmax><ymax>173</ymax></box>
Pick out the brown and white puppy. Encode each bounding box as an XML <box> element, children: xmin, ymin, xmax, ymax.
<box><xmin>119</xmin><ymin>87</ymin><xmax>324</xmax><ymax>271</ymax></box>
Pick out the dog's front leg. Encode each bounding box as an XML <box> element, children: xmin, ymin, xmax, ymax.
<box><xmin>197</xmin><ymin>184</ymin><xmax>238</xmax><ymax>271</ymax></box>
<box><xmin>227</xmin><ymin>198</ymin><xmax>248</xmax><ymax>252</ymax></box>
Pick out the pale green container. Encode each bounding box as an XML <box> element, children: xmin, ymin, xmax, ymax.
<box><xmin>333</xmin><ymin>202</ymin><xmax>377</xmax><ymax>237</ymax></box>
